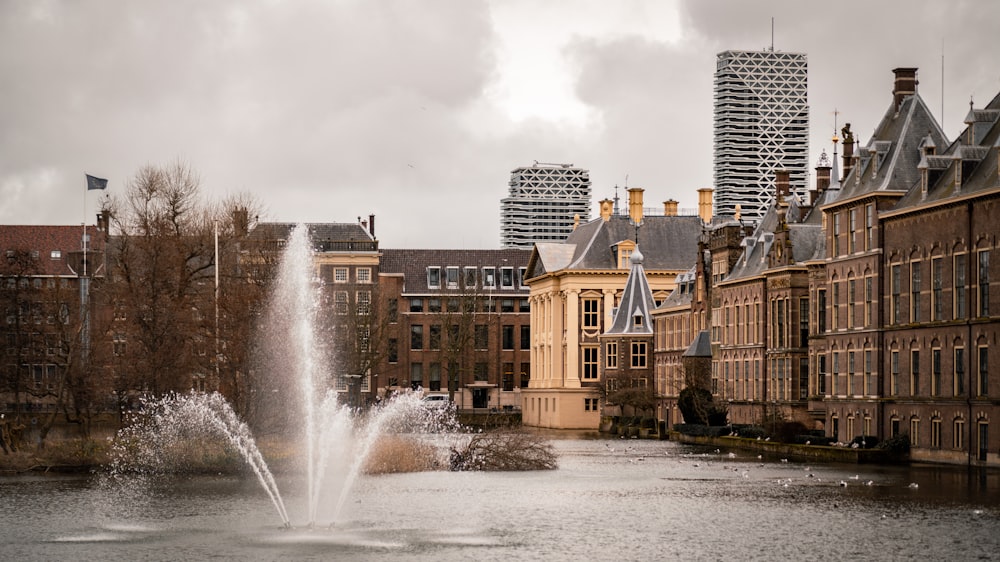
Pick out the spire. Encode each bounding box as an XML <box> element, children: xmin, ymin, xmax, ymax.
<box><xmin>605</xmin><ymin>244</ymin><xmax>656</xmax><ymax>335</ymax></box>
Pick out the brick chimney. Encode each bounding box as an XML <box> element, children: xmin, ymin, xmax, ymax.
<box><xmin>663</xmin><ymin>199</ymin><xmax>678</xmax><ymax>217</ymax></box>
<box><xmin>842</xmin><ymin>128</ymin><xmax>856</xmax><ymax>181</ymax></box>
<box><xmin>892</xmin><ymin>67</ymin><xmax>918</xmax><ymax>113</ymax></box>
<box><xmin>368</xmin><ymin>213</ymin><xmax>376</xmax><ymax>238</ymax></box>
<box><xmin>697</xmin><ymin>188</ymin><xmax>713</xmax><ymax>223</ymax></box>
<box><xmin>775</xmin><ymin>169</ymin><xmax>790</xmax><ymax>199</ymax></box>
<box><xmin>599</xmin><ymin>198</ymin><xmax>614</xmax><ymax>222</ymax></box>
<box><xmin>813</xmin><ymin>152</ymin><xmax>832</xmax><ymax>205</ymax></box>
<box><xmin>627</xmin><ymin>187</ymin><xmax>644</xmax><ymax>224</ymax></box>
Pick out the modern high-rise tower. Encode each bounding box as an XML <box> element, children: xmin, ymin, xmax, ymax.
<box><xmin>713</xmin><ymin>49</ymin><xmax>809</xmax><ymax>222</ymax></box>
<box><xmin>501</xmin><ymin>162</ymin><xmax>591</xmax><ymax>249</ymax></box>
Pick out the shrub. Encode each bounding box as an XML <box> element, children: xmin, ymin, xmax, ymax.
<box><xmin>850</xmin><ymin>435</ymin><xmax>880</xmax><ymax>449</ymax></box>
<box><xmin>877</xmin><ymin>434</ymin><xmax>910</xmax><ymax>454</ymax></box>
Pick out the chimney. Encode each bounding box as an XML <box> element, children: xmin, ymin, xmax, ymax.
<box><xmin>842</xmin><ymin>127</ymin><xmax>856</xmax><ymax>181</ymax></box>
<box><xmin>814</xmin><ymin>152</ymin><xmax>832</xmax><ymax>205</ymax></box>
<box><xmin>697</xmin><ymin>188</ymin><xmax>713</xmax><ymax>223</ymax></box>
<box><xmin>599</xmin><ymin>198</ymin><xmax>614</xmax><ymax>222</ymax></box>
<box><xmin>775</xmin><ymin>169</ymin><xmax>790</xmax><ymax>199</ymax></box>
<box><xmin>663</xmin><ymin>199</ymin><xmax>678</xmax><ymax>217</ymax></box>
<box><xmin>233</xmin><ymin>207</ymin><xmax>249</xmax><ymax>237</ymax></box>
<box><xmin>892</xmin><ymin>67</ymin><xmax>918</xmax><ymax>113</ymax></box>
<box><xmin>368</xmin><ymin>213</ymin><xmax>376</xmax><ymax>238</ymax></box>
<box><xmin>627</xmin><ymin>187</ymin><xmax>644</xmax><ymax>224</ymax></box>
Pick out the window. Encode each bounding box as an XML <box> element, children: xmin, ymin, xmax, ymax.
<box><xmin>463</xmin><ymin>266</ymin><xmax>477</xmax><ymax>289</ymax></box>
<box><xmin>503</xmin><ymin>364</ymin><xmax>514</xmax><ymax>391</ymax></box>
<box><xmin>582</xmin><ymin>346</ymin><xmax>599</xmax><ymax>379</ymax></box>
<box><xmin>482</xmin><ymin>267</ymin><xmax>496</xmax><ymax>288</ymax></box>
<box><xmin>521</xmin><ymin>363</ymin><xmax>530</xmax><ymax>387</ymax></box>
<box><xmin>619</xmin><ymin>247</ymin><xmax>633</xmax><ymax>269</ymax></box>
<box><xmin>446</xmin><ymin>267</ymin><xmax>459</xmax><ymax>288</ymax></box>
<box><xmin>410</xmin><ymin>325</ymin><xmax>423</xmax><ymax>350</ymax></box>
<box><xmin>113</xmin><ymin>334</ymin><xmax>126</xmax><ymax>356</ymax></box>
<box><xmin>848</xmin><ymin>278</ymin><xmax>857</xmax><ymax>328</ymax></box>
<box><xmin>518</xmin><ymin>267</ymin><xmax>527</xmax><ymax>287</ymax></box>
<box><xmin>931</xmin><ymin>418</ymin><xmax>942</xmax><ymax>449</ymax></box>
<box><xmin>427</xmin><ymin>267</ymin><xmax>441</xmax><ymax>289</ymax></box>
<box><xmin>474</xmin><ymin>362</ymin><xmax>489</xmax><ymax>382</ymax></box>
<box><xmin>848</xmin><ymin>351</ymin><xmax>856</xmax><ymax>396</ymax></box>
<box><xmin>606</xmin><ymin>342</ymin><xmax>618</xmax><ymax>368</ymax></box>
<box><xmin>409</xmin><ymin>298</ymin><xmax>423</xmax><ymax>313</ymax></box>
<box><xmin>427</xmin><ymin>298</ymin><xmax>441</xmax><ymax>313</ymax></box>
<box><xmin>356</xmin><ymin>267</ymin><xmax>371</xmax><ymax>283</ymax></box>
<box><xmin>911</xmin><ymin>350</ymin><xmax>920</xmax><ymax>396</ymax></box>
<box><xmin>817</xmin><ymin>289</ymin><xmax>827</xmax><ymax>333</ymax></box>
<box><xmin>356</xmin><ymin>291</ymin><xmax>370</xmax><ymax>315</ymax></box>
<box><xmin>833</xmin><ymin>213</ymin><xmax>841</xmax><ymax>256</ymax></box>
<box><xmin>864</xmin><ymin>350</ymin><xmax>873</xmax><ymax>395</ymax></box>
<box><xmin>954</xmin><ymin>418</ymin><xmax>966</xmax><ymax>450</ymax></box>
<box><xmin>410</xmin><ymin>363</ymin><xmax>423</xmax><ymax>390</ymax></box>
<box><xmin>955</xmin><ymin>254</ymin><xmax>967</xmax><ymax>318</ymax></box>
<box><xmin>891</xmin><ymin>264</ymin><xmax>902</xmax><ymax>324</ymax></box>
<box><xmin>502</xmin><ymin>325</ymin><xmax>514</xmax><ymax>350</ymax></box>
<box><xmin>865</xmin><ymin>203</ymin><xmax>874</xmax><ymax>250</ymax></box>
<box><xmin>890</xmin><ymin>350</ymin><xmax>899</xmax><ymax>396</ymax></box>
<box><xmin>978</xmin><ymin>346</ymin><xmax>988</xmax><ymax>396</ymax></box>
<box><xmin>429</xmin><ymin>325</ymin><xmax>441</xmax><ymax>350</ymax></box>
<box><xmin>978</xmin><ymin>250</ymin><xmax>990</xmax><ymax>317</ymax></box>
<box><xmin>474</xmin><ymin>325</ymin><xmax>488</xmax><ymax>349</ymax></box>
<box><xmin>334</xmin><ymin>267</ymin><xmax>348</xmax><ymax>283</ymax></box>
<box><xmin>799</xmin><ymin>298</ymin><xmax>809</xmax><ymax>346</ymax></box>
<box><xmin>388</xmin><ymin>299</ymin><xmax>397</xmax><ymax>323</ymax></box>
<box><xmin>832</xmin><ymin>352</ymin><xmax>840</xmax><ymax>395</ymax></box>
<box><xmin>932</xmin><ymin>348</ymin><xmax>941</xmax><ymax>396</ymax></box>
<box><xmin>831</xmin><ymin>283</ymin><xmax>839</xmax><ymax>331</ymax></box>
<box><xmin>583</xmin><ymin>298</ymin><xmax>599</xmax><ymax>328</ymax></box>
<box><xmin>447</xmin><ymin>298</ymin><xmax>460</xmax><ymax>312</ymax></box>
<box><xmin>865</xmin><ymin>276</ymin><xmax>873</xmax><ymax>327</ymax></box>
<box><xmin>429</xmin><ymin>363</ymin><xmax>442</xmax><ymax>391</ymax></box>
<box><xmin>387</xmin><ymin>339</ymin><xmax>398</xmax><ymax>363</ymax></box>
<box><xmin>848</xmin><ymin>208</ymin><xmax>856</xmax><ymax>253</ymax></box>
<box><xmin>520</xmin><ymin>325</ymin><xmax>530</xmax><ymax>349</ymax></box>
<box><xmin>932</xmin><ymin>258</ymin><xmax>943</xmax><ymax>321</ymax></box>
<box><xmin>818</xmin><ymin>354</ymin><xmax>827</xmax><ymax>395</ymax></box>
<box><xmin>519</xmin><ymin>298</ymin><xmax>530</xmax><ymax>312</ymax></box>
<box><xmin>50</xmin><ymin>250</ymin><xmax>61</xmax><ymax>260</ymax></box>
<box><xmin>954</xmin><ymin>348</ymin><xmax>965</xmax><ymax>396</ymax></box>
<box><xmin>910</xmin><ymin>418</ymin><xmax>919</xmax><ymax>447</ymax></box>
<box><xmin>335</xmin><ymin>291</ymin><xmax>348</xmax><ymax>314</ymax></box>
<box><xmin>501</xmin><ymin>299</ymin><xmax>514</xmax><ymax>313</ymax></box>
<box><xmin>631</xmin><ymin>341</ymin><xmax>647</xmax><ymax>368</ymax></box>
<box><xmin>911</xmin><ymin>261</ymin><xmax>921</xmax><ymax>322</ymax></box>
<box><xmin>584</xmin><ymin>397</ymin><xmax>599</xmax><ymax>411</ymax></box>
<box><xmin>500</xmin><ymin>267</ymin><xmax>514</xmax><ymax>289</ymax></box>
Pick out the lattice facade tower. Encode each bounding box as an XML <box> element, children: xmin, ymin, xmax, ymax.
<box><xmin>501</xmin><ymin>163</ymin><xmax>591</xmax><ymax>249</ymax></box>
<box><xmin>713</xmin><ymin>50</ymin><xmax>809</xmax><ymax>222</ymax></box>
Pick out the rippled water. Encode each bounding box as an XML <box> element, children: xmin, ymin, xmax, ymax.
<box><xmin>3</xmin><ymin>436</ymin><xmax>998</xmax><ymax>561</ymax></box>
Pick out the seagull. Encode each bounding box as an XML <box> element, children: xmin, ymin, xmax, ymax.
<box><xmin>780</xmin><ymin>458</ymin><xmax>789</xmax><ymax>463</ymax></box>
<box><xmin>849</xmin><ymin>475</ymin><xmax>860</xmax><ymax>480</ymax></box>
<box><xmin>728</xmin><ymin>452</ymin><xmax>737</xmax><ymax>459</ymax></box>
<box><xmin>839</xmin><ymin>481</ymin><xmax>848</xmax><ymax>487</ymax></box>
<box><xmin>908</xmin><ymin>482</ymin><xmax>919</xmax><ymax>489</ymax></box>
<box><xmin>865</xmin><ymin>480</ymin><xmax>874</xmax><ymax>486</ymax></box>
<box><xmin>757</xmin><ymin>454</ymin><xmax>763</xmax><ymax>460</ymax></box>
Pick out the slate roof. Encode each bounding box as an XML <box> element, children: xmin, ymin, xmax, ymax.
<box><xmin>836</xmin><ymin>93</ymin><xmax>949</xmax><ymax>201</ymax></box>
<box><xmin>250</xmin><ymin>222</ymin><xmax>375</xmax><ymax>244</ymax></box>
<box><xmin>380</xmin><ymin>248</ymin><xmax>531</xmax><ymax>294</ymax></box>
<box><xmin>682</xmin><ymin>330</ymin><xmax>712</xmax><ymax>358</ymax></box>
<box><xmin>723</xmin><ymin>193</ymin><xmax>821</xmax><ymax>283</ymax></box>
<box><xmin>0</xmin><ymin>225</ymin><xmax>106</xmax><ymax>276</ymax></box>
<box><xmin>528</xmin><ymin>213</ymin><xmax>701</xmax><ymax>277</ymax></box>
<box><xmin>604</xmin><ymin>248</ymin><xmax>656</xmax><ymax>335</ymax></box>
<box><xmin>656</xmin><ymin>266</ymin><xmax>697</xmax><ymax>310</ymax></box>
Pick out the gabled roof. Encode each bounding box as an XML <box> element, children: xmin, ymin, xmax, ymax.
<box><xmin>723</xmin><ymin>193</ymin><xmax>820</xmax><ymax>283</ymax></box>
<box><xmin>604</xmin><ymin>247</ymin><xmax>656</xmax><ymax>335</ymax></box>
<box><xmin>656</xmin><ymin>265</ymin><xmax>697</xmax><ymax>310</ymax></box>
<box><xmin>837</xmin><ymin>93</ymin><xmax>948</xmax><ymax>201</ymax></box>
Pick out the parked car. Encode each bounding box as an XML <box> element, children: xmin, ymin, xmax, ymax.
<box><xmin>421</xmin><ymin>394</ymin><xmax>451</xmax><ymax>408</ymax></box>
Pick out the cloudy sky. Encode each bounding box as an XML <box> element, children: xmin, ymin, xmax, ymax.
<box><xmin>2</xmin><ymin>0</ymin><xmax>998</xmax><ymax>248</ymax></box>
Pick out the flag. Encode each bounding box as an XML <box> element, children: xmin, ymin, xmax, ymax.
<box><xmin>86</xmin><ymin>174</ymin><xmax>108</xmax><ymax>191</ymax></box>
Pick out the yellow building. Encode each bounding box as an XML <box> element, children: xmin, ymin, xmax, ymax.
<box><xmin>522</xmin><ymin>188</ymin><xmax>710</xmax><ymax>428</ymax></box>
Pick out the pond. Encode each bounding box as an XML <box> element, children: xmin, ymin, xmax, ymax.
<box><xmin>2</xmin><ymin>434</ymin><xmax>998</xmax><ymax>561</ymax></box>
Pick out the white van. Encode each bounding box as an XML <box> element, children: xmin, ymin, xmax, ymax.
<box><xmin>421</xmin><ymin>394</ymin><xmax>450</xmax><ymax>408</ymax></box>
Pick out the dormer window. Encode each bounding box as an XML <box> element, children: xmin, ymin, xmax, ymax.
<box><xmin>633</xmin><ymin>314</ymin><xmax>644</xmax><ymax>328</ymax></box>
<box><xmin>427</xmin><ymin>266</ymin><xmax>441</xmax><ymax>289</ymax></box>
<box><xmin>50</xmin><ymin>250</ymin><xmax>62</xmax><ymax>260</ymax></box>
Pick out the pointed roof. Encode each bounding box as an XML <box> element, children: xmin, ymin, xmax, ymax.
<box><xmin>604</xmin><ymin>246</ymin><xmax>656</xmax><ymax>335</ymax></box>
<box><xmin>682</xmin><ymin>330</ymin><xmax>712</xmax><ymax>358</ymax></box>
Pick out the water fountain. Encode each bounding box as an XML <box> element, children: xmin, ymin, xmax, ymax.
<box><xmin>104</xmin><ymin>224</ymin><xmax>458</xmax><ymax>529</ymax></box>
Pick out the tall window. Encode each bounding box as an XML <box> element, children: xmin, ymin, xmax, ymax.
<box><xmin>410</xmin><ymin>325</ymin><xmax>423</xmax><ymax>350</ymax></box>
<box><xmin>428</xmin><ymin>325</ymin><xmax>441</xmax><ymax>350</ymax></box>
<box><xmin>848</xmin><ymin>351</ymin><xmax>856</xmax><ymax>396</ymax></box>
<box><xmin>910</xmin><ymin>418</ymin><xmax>920</xmax><ymax>447</ymax></box>
<box><xmin>911</xmin><ymin>350</ymin><xmax>920</xmax><ymax>396</ymax></box>
<box><xmin>954</xmin><ymin>418</ymin><xmax>965</xmax><ymax>450</ymax></box>
<box><xmin>446</xmin><ymin>266</ymin><xmax>459</xmax><ymax>288</ymax></box>
<box><xmin>500</xmin><ymin>267</ymin><xmax>515</xmax><ymax>289</ymax></box>
<box><xmin>865</xmin><ymin>203</ymin><xmax>874</xmax><ymax>250</ymax></box>
<box><xmin>474</xmin><ymin>325</ymin><xmax>488</xmax><ymax>349</ymax></box>
<box><xmin>954</xmin><ymin>348</ymin><xmax>965</xmax><ymax>396</ymax></box>
<box><xmin>833</xmin><ymin>213</ymin><xmax>841</xmax><ymax>256</ymax></box>
<box><xmin>931</xmin><ymin>348</ymin><xmax>941</xmax><ymax>396</ymax></box>
<box><xmin>410</xmin><ymin>363</ymin><xmax>423</xmax><ymax>389</ymax></box>
<box><xmin>891</xmin><ymin>264</ymin><xmax>902</xmax><ymax>324</ymax></box>
<box><xmin>356</xmin><ymin>267</ymin><xmax>371</xmax><ymax>283</ymax></box>
<box><xmin>582</xmin><ymin>346</ymin><xmax>599</xmax><ymax>379</ymax></box>
<box><xmin>865</xmin><ymin>276</ymin><xmax>873</xmax><ymax>327</ymax></box>
<box><xmin>932</xmin><ymin>258</ymin><xmax>943</xmax><ymax>321</ymax></box>
<box><xmin>931</xmin><ymin>418</ymin><xmax>942</xmax><ymax>449</ymax></box>
<box><xmin>502</xmin><ymin>325</ymin><xmax>514</xmax><ymax>350</ymax></box>
<box><xmin>818</xmin><ymin>355</ymin><xmax>827</xmax><ymax>395</ymax></box>
<box><xmin>978</xmin><ymin>346</ymin><xmax>989</xmax><ymax>396</ymax></box>
<box><xmin>978</xmin><ymin>250</ymin><xmax>990</xmax><ymax>317</ymax></box>
<box><xmin>832</xmin><ymin>352</ymin><xmax>840</xmax><ymax>395</ymax></box>
<box><xmin>776</xmin><ymin>299</ymin><xmax>785</xmax><ymax>347</ymax></box>
<box><xmin>482</xmin><ymin>267</ymin><xmax>496</xmax><ymax>288</ymax></box>
<box><xmin>890</xmin><ymin>350</ymin><xmax>899</xmax><ymax>396</ymax></box>
<box><xmin>582</xmin><ymin>298</ymin><xmax>599</xmax><ymax>328</ymax></box>
<box><xmin>910</xmin><ymin>261</ymin><xmax>921</xmax><ymax>323</ymax></box>
<box><xmin>606</xmin><ymin>342</ymin><xmax>618</xmax><ymax>368</ymax></box>
<box><xmin>520</xmin><ymin>325</ymin><xmax>530</xmax><ymax>350</ymax></box>
<box><xmin>631</xmin><ymin>341</ymin><xmax>647</xmax><ymax>368</ymax></box>
<box><xmin>464</xmin><ymin>266</ymin><xmax>477</xmax><ymax>288</ymax></box>
<box><xmin>356</xmin><ymin>291</ymin><xmax>370</xmax><ymax>315</ymax></box>
<box><xmin>955</xmin><ymin>254</ymin><xmax>967</xmax><ymax>318</ymax></box>
<box><xmin>864</xmin><ymin>349</ymin><xmax>873</xmax><ymax>395</ymax></box>
<box><xmin>817</xmin><ymin>289</ymin><xmax>827</xmax><ymax>333</ymax></box>
<box><xmin>831</xmin><ymin>282</ymin><xmax>839</xmax><ymax>331</ymax></box>
<box><xmin>799</xmin><ymin>298</ymin><xmax>809</xmax><ymax>346</ymax></box>
<box><xmin>848</xmin><ymin>208</ymin><xmax>857</xmax><ymax>253</ymax></box>
<box><xmin>848</xmin><ymin>278</ymin><xmax>857</xmax><ymax>328</ymax></box>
